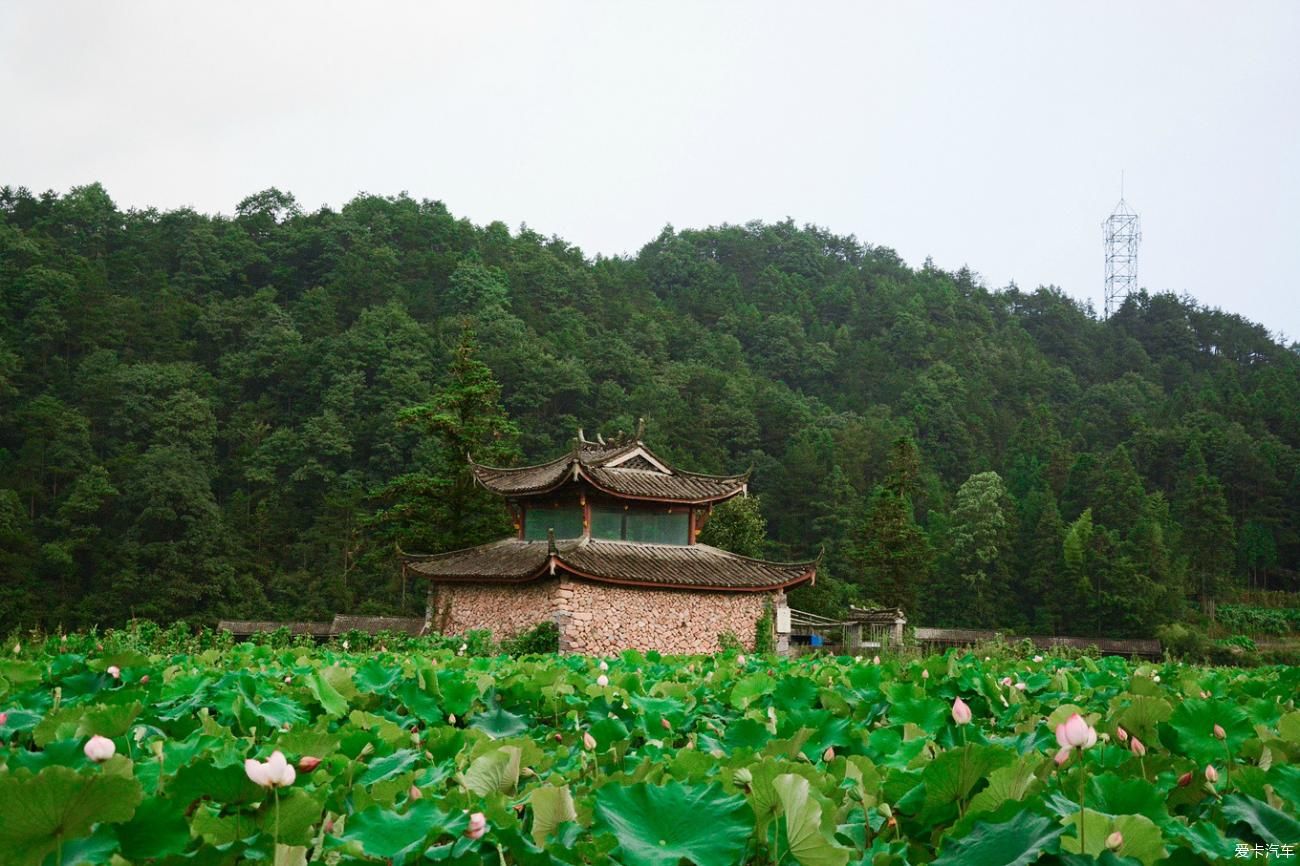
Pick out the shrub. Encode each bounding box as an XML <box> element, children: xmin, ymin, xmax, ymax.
<box><xmin>1156</xmin><ymin>623</ymin><xmax>1209</xmax><ymax>661</ymax></box>
<box><xmin>501</xmin><ymin>621</ymin><xmax>559</xmax><ymax>656</ymax></box>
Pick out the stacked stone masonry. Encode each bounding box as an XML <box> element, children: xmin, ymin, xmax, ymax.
<box><xmin>426</xmin><ymin>577</ymin><xmax>769</xmax><ymax>654</ymax></box>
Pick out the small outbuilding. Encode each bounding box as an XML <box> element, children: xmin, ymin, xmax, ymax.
<box><xmin>401</xmin><ymin>428</ymin><xmax>816</xmax><ymax>654</ymax></box>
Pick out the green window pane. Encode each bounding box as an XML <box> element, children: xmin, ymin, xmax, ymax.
<box><xmin>524</xmin><ymin>507</ymin><xmax>584</xmax><ymax>540</ymax></box>
<box><xmin>625</xmin><ymin>510</ymin><xmax>689</xmax><ymax>545</ymax></box>
<box><xmin>591</xmin><ymin>506</ymin><xmax>624</xmax><ymax>540</ymax></box>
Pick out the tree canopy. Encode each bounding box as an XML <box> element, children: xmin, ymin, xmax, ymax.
<box><xmin>2</xmin><ymin>183</ymin><xmax>1297</xmax><ymax>636</ymax></box>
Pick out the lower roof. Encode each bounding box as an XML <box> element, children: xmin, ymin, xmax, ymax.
<box><xmin>402</xmin><ymin>537</ymin><xmax>816</xmax><ymax>592</ymax></box>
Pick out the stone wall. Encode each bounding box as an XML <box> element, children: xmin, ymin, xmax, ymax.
<box><xmin>426</xmin><ymin>577</ymin><xmax>773</xmax><ymax>654</ymax></box>
<box><xmin>556</xmin><ymin>578</ymin><xmax>768</xmax><ymax>655</ymax></box>
<box><xmin>426</xmin><ymin>580</ymin><xmax>560</xmax><ymax>638</ymax></box>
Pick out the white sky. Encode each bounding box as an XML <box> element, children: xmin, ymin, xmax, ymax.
<box><xmin>3</xmin><ymin>1</ymin><xmax>1298</xmax><ymax>340</ymax></box>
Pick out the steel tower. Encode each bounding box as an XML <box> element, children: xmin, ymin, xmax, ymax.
<box><xmin>1103</xmin><ymin>188</ymin><xmax>1140</xmax><ymax>318</ymax></box>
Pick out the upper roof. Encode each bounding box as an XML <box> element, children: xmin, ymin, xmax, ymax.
<box><xmin>470</xmin><ymin>429</ymin><xmax>749</xmax><ymax>504</ymax></box>
<box><xmin>403</xmin><ymin>536</ymin><xmax>816</xmax><ymax>592</ymax></box>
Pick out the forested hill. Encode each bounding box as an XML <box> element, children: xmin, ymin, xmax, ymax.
<box><xmin>2</xmin><ymin>184</ymin><xmax>1298</xmax><ymax>637</ymax></box>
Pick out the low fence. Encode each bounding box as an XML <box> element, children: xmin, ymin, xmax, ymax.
<box><xmin>217</xmin><ymin>614</ymin><xmax>425</xmax><ymax>639</ymax></box>
<box><xmin>912</xmin><ymin>627</ymin><xmax>1162</xmax><ymax>659</ymax></box>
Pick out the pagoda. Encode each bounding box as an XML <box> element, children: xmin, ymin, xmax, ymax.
<box><xmin>401</xmin><ymin>425</ymin><xmax>816</xmax><ymax>654</ymax></box>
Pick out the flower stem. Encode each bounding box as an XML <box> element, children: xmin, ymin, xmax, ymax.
<box><xmin>274</xmin><ymin>786</ymin><xmax>281</xmax><ymax>849</ymax></box>
<box><xmin>1077</xmin><ymin>750</ymin><xmax>1087</xmax><ymax>854</ymax></box>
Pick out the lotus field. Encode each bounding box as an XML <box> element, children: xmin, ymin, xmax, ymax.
<box><xmin>0</xmin><ymin>642</ymin><xmax>1298</xmax><ymax>866</ymax></box>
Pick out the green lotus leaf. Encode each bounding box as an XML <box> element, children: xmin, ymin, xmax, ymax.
<box><xmin>1221</xmin><ymin>793</ymin><xmax>1300</xmax><ymax>845</ymax></box>
<box><xmin>336</xmin><ymin>800</ymin><xmax>453</xmax><ymax>861</ymax></box>
<box><xmin>772</xmin><ymin>773</ymin><xmax>851</xmax><ymax>866</ymax></box>
<box><xmin>115</xmin><ymin>795</ymin><xmax>192</xmax><ymax>860</ymax></box>
<box><xmin>593</xmin><ymin>780</ymin><xmax>753</xmax><ymax>866</ymax></box>
<box><xmin>459</xmin><ymin>745</ymin><xmax>521</xmax><ymax>796</ymax></box>
<box><xmin>1059</xmin><ymin>810</ymin><xmax>1166</xmax><ymax>866</ymax></box>
<box><xmin>76</xmin><ymin>701</ymin><xmax>143</xmax><ymax>739</ymax></box>
<box><xmin>1159</xmin><ymin>699</ymin><xmax>1251</xmax><ymax>763</ymax></box>
<box><xmin>470</xmin><ymin>704</ymin><xmax>529</xmax><ymax>739</ymax></box>
<box><xmin>305</xmin><ymin>669</ymin><xmax>349</xmax><ymax>718</ymax></box>
<box><xmin>932</xmin><ymin>809</ymin><xmax>1066</xmax><ymax>866</ymax></box>
<box><xmin>354</xmin><ymin>660</ymin><xmax>401</xmax><ymax>694</ymax></box>
<box><xmin>529</xmin><ymin>784</ymin><xmax>577</xmax><ymax>846</ymax></box>
<box><xmin>0</xmin><ymin>765</ymin><xmax>143</xmax><ymax>866</ymax></box>
<box><xmin>359</xmin><ymin>748</ymin><xmax>420</xmax><ymax>786</ymax></box>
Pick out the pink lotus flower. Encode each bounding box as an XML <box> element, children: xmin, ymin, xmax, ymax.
<box><xmin>1212</xmin><ymin>724</ymin><xmax>1225</xmax><ymax>740</ymax></box>
<box><xmin>1106</xmin><ymin>831</ymin><xmax>1123</xmax><ymax>851</ymax></box>
<box><xmin>872</xmin><ymin>656</ymin><xmax>880</xmax><ymax>665</ymax></box>
<box><xmin>465</xmin><ymin>812</ymin><xmax>488</xmax><ymax>840</ymax></box>
<box><xmin>409</xmin><ymin>785</ymin><xmax>422</xmax><ymax>800</ymax></box>
<box><xmin>0</xmin><ymin>711</ymin><xmax>7</xmax><ymax>726</ymax></box>
<box><xmin>921</xmin><ymin>669</ymin><xmax>929</xmax><ymax>680</ymax></box>
<box><xmin>1000</xmin><ymin>677</ymin><xmax>1013</xmax><ymax>687</ymax></box>
<box><xmin>822</xmin><ymin>746</ymin><xmax>835</xmax><ymax>762</ymax></box>
<box><xmin>1129</xmin><ymin>736</ymin><xmax>1146</xmax><ymax>757</ymax></box>
<box><xmin>1014</xmin><ymin>682</ymin><xmax>1027</xmax><ymax>691</ymax></box>
<box><xmin>297</xmin><ymin>755</ymin><xmax>321</xmax><ymax>773</ymax></box>
<box><xmin>951</xmin><ymin>698</ymin><xmax>972</xmax><ymax>726</ymax></box>
<box><xmin>107</xmin><ymin>665</ymin><xmax>120</xmax><ymax>679</ymax></box>
<box><xmin>84</xmin><ymin>734</ymin><xmax>116</xmax><ymax>762</ymax></box>
<box><xmin>598</xmin><ymin>660</ymin><xmax>609</xmax><ymax>671</ymax></box>
<box><xmin>283</xmin><ymin>676</ymin><xmax>292</xmax><ymax>684</ymax></box>
<box><xmin>582</xmin><ymin>731</ymin><xmax>597</xmax><ymax>750</ymax></box>
<box><xmin>1115</xmin><ymin>726</ymin><xmax>1129</xmax><ymax>743</ymax></box>
<box><xmin>736</xmin><ymin>655</ymin><xmax>746</xmax><ymax>666</ymax></box>
<box><xmin>1056</xmin><ymin>713</ymin><xmax>1095</xmax><ymax>749</ymax></box>
<box><xmin>1204</xmin><ymin>764</ymin><xmax>1219</xmax><ymax>784</ymax></box>
<box><xmin>245</xmin><ymin>750</ymin><xmax>296</xmax><ymax>788</ymax></box>
<box><xmin>596</xmin><ymin>674</ymin><xmax>609</xmax><ymax>687</ymax></box>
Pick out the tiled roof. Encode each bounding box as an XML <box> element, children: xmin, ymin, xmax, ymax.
<box><xmin>403</xmin><ymin>537</ymin><xmax>815</xmax><ymax>591</ymax></box>
<box><xmin>469</xmin><ymin>439</ymin><xmax>748</xmax><ymax>503</ymax></box>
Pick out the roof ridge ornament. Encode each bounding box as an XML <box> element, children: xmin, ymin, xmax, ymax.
<box><xmin>635</xmin><ymin>417</ymin><xmax>646</xmax><ymax>442</ymax></box>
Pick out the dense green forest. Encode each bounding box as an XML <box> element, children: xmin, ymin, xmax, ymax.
<box><xmin>2</xmin><ymin>184</ymin><xmax>1297</xmax><ymax>637</ymax></box>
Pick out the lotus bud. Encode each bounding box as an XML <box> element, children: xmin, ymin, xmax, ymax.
<box><xmin>951</xmin><ymin>698</ymin><xmax>972</xmax><ymax>726</ymax></box>
<box><xmin>1200</xmin><ymin>690</ymin><xmax>1210</xmax><ymax>699</ymax></box>
<box><xmin>284</xmin><ymin>676</ymin><xmax>292</xmax><ymax>684</ymax></box>
<box><xmin>1177</xmin><ymin>771</ymin><xmax>1193</xmax><ymax>787</ymax></box>
<box><xmin>12</xmin><ymin>643</ymin><xmax>19</xmax><ymax>655</ymax></box>
<box><xmin>409</xmin><ymin>785</ymin><xmax>422</xmax><ymax>800</ymax></box>
<box><xmin>553</xmin><ymin>732</ymin><xmax>563</xmax><ymax>743</ymax></box>
<box><xmin>1000</xmin><ymin>676</ymin><xmax>1013</xmax><ymax>687</ymax></box>
<box><xmin>84</xmin><ymin>734</ymin><xmax>116</xmax><ymax>762</ymax></box>
<box><xmin>323</xmin><ymin>817</ymin><xmax>335</xmax><ymax>833</ymax></box>
<box><xmin>1212</xmin><ymin>724</ymin><xmax>1225</xmax><ymax>740</ymax></box>
<box><xmin>736</xmin><ymin>655</ymin><xmax>746</xmax><ymax>666</ymax></box>
<box><xmin>341</xmin><ymin>640</ymin><xmax>349</xmax><ymax>650</ymax></box>
<box><xmin>1115</xmin><ymin>726</ymin><xmax>1129</xmax><ymax>743</ymax></box>
<box><xmin>1058</xmin><ymin>713</ymin><xmax>1093</xmax><ymax>748</ymax></box>
<box><xmin>598</xmin><ymin>660</ymin><xmax>609</xmax><ymax>671</ymax></box>
<box><xmin>1152</xmin><ymin>675</ymin><xmax>1160</xmax><ymax>683</ymax></box>
<box><xmin>1106</xmin><ymin>831</ymin><xmax>1123</xmax><ymax>851</ymax></box>
<box><xmin>0</xmin><ymin>712</ymin><xmax>7</xmax><ymax>726</ymax></box>
<box><xmin>921</xmin><ymin>669</ymin><xmax>929</xmax><ymax>680</ymax></box>
<box><xmin>448</xmin><ymin>714</ymin><xmax>457</xmax><ymax>725</ymax></box>
<box><xmin>984</xmin><ymin>656</ymin><xmax>991</xmax><ymax>661</ymax></box>
<box><xmin>822</xmin><ymin>746</ymin><xmax>835</xmax><ymax>762</ymax></box>
<box><xmin>464</xmin><ymin>812</ymin><xmax>487</xmax><ymax>841</ymax></box>
<box><xmin>107</xmin><ymin>665</ymin><xmax>120</xmax><ymax>679</ymax></box>
<box><xmin>139</xmin><ymin>674</ymin><xmax>149</xmax><ymax>684</ymax></box>
<box><xmin>1129</xmin><ymin>736</ymin><xmax>1146</xmax><ymax>757</ymax></box>
<box><xmin>297</xmin><ymin>755</ymin><xmax>321</xmax><ymax>773</ymax></box>
<box><xmin>583</xmin><ymin>731</ymin><xmax>597</xmax><ymax>750</ymax></box>
<box><xmin>1204</xmin><ymin>764</ymin><xmax>1218</xmax><ymax>783</ymax></box>
<box><xmin>660</xmin><ymin>717</ymin><xmax>671</xmax><ymax>731</ymax></box>
<box><xmin>872</xmin><ymin>655</ymin><xmax>880</xmax><ymax>665</ymax></box>
<box><xmin>1015</xmin><ymin>681</ymin><xmax>1027</xmax><ymax>690</ymax></box>
<box><xmin>1033</xmin><ymin>655</ymin><xmax>1043</xmax><ymax>663</ymax></box>
<box><xmin>596</xmin><ymin>674</ymin><xmax>609</xmax><ymax>687</ymax></box>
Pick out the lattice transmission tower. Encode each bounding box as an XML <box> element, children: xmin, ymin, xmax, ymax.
<box><xmin>1102</xmin><ymin>181</ymin><xmax>1140</xmax><ymax>318</ymax></box>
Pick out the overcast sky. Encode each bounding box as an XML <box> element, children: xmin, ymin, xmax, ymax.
<box><xmin>3</xmin><ymin>2</ymin><xmax>1298</xmax><ymax>340</ymax></box>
